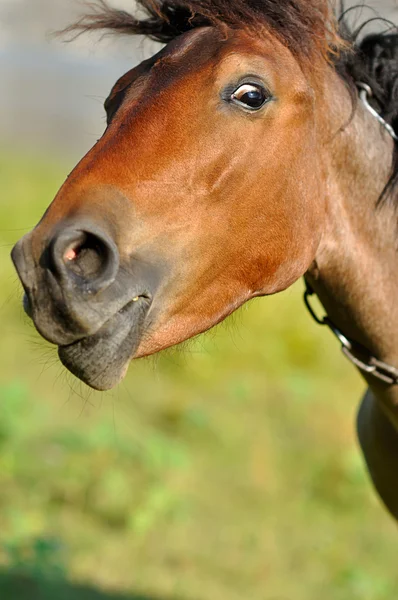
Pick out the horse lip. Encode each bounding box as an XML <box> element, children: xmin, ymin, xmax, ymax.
<box><xmin>59</xmin><ymin>294</ymin><xmax>151</xmax><ymax>351</ymax></box>
<box><xmin>57</xmin><ymin>294</ymin><xmax>152</xmax><ymax>390</ymax></box>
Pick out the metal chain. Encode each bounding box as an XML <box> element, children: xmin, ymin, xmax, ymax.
<box><xmin>303</xmin><ymin>282</ymin><xmax>398</xmax><ymax>386</ymax></box>
<box><xmin>357</xmin><ymin>82</ymin><xmax>398</xmax><ymax>142</ymax></box>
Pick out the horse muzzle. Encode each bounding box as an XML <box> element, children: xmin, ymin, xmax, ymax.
<box><xmin>11</xmin><ymin>220</ymin><xmax>156</xmax><ymax>390</ymax></box>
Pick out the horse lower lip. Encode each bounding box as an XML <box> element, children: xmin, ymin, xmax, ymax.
<box><xmin>58</xmin><ymin>297</ymin><xmax>151</xmax><ymax>391</ymax></box>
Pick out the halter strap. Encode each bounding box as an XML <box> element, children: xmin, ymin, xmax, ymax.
<box><xmin>303</xmin><ymin>281</ymin><xmax>398</xmax><ymax>386</ymax></box>
<box><xmin>357</xmin><ymin>81</ymin><xmax>398</xmax><ymax>142</ymax></box>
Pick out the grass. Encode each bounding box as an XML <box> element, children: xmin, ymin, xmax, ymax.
<box><xmin>0</xmin><ymin>149</ymin><xmax>397</xmax><ymax>600</ymax></box>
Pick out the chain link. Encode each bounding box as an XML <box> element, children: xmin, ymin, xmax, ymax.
<box><xmin>304</xmin><ymin>283</ymin><xmax>398</xmax><ymax>386</ymax></box>
<box><xmin>357</xmin><ymin>82</ymin><xmax>398</xmax><ymax>142</ymax></box>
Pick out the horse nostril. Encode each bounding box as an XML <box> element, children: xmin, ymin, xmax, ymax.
<box><xmin>50</xmin><ymin>227</ymin><xmax>119</xmax><ymax>292</ymax></box>
<box><xmin>63</xmin><ymin>232</ymin><xmax>107</xmax><ymax>279</ymax></box>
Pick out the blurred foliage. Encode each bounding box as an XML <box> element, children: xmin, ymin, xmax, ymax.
<box><xmin>0</xmin><ymin>150</ymin><xmax>397</xmax><ymax>600</ymax></box>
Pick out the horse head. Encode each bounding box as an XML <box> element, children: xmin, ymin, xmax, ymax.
<box><xmin>11</xmin><ymin>1</ymin><xmax>345</xmax><ymax>389</ymax></box>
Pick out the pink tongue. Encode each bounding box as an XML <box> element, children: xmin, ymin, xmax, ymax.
<box><xmin>64</xmin><ymin>247</ymin><xmax>78</xmax><ymax>262</ymax></box>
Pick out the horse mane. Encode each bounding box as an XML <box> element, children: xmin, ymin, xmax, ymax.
<box><xmin>337</xmin><ymin>15</ymin><xmax>398</xmax><ymax>202</ymax></box>
<box><xmin>339</xmin><ymin>28</ymin><xmax>398</xmax><ymax>139</ymax></box>
<box><xmin>64</xmin><ymin>0</ymin><xmax>343</xmax><ymax>63</ymax></box>
<box><xmin>64</xmin><ymin>1</ymin><xmax>398</xmax><ymax>201</ymax></box>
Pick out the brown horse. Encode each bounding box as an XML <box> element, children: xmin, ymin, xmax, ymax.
<box><xmin>11</xmin><ymin>1</ymin><xmax>398</xmax><ymax>519</ymax></box>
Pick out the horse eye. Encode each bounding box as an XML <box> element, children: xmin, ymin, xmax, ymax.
<box><xmin>231</xmin><ymin>83</ymin><xmax>269</xmax><ymax>110</ymax></box>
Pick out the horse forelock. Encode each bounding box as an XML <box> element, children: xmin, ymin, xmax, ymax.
<box><xmin>62</xmin><ymin>0</ymin><xmax>345</xmax><ymax>66</ymax></box>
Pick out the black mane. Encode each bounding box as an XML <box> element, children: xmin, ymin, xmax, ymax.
<box><xmin>337</xmin><ymin>19</ymin><xmax>398</xmax><ymax>201</ymax></box>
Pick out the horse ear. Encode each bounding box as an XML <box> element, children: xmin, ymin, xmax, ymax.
<box><xmin>104</xmin><ymin>67</ymin><xmax>136</xmax><ymax>122</ymax></box>
<box><xmin>104</xmin><ymin>56</ymin><xmax>156</xmax><ymax>124</ymax></box>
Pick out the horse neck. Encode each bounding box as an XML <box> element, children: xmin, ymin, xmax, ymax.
<box><xmin>307</xmin><ymin>68</ymin><xmax>398</xmax><ymax>415</ymax></box>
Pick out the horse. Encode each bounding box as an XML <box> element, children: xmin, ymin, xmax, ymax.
<box><xmin>11</xmin><ymin>0</ymin><xmax>398</xmax><ymax>521</ymax></box>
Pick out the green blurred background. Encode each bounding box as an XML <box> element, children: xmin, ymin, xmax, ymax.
<box><xmin>1</xmin><ymin>2</ymin><xmax>398</xmax><ymax>600</ymax></box>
